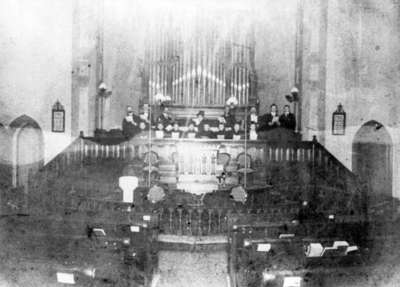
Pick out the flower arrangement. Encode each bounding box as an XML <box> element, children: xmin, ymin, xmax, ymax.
<box><xmin>226</xmin><ymin>95</ymin><xmax>239</xmax><ymax>107</ymax></box>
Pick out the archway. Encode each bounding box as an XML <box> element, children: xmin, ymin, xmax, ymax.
<box><xmin>352</xmin><ymin>121</ymin><xmax>392</xmax><ymax>197</ymax></box>
<box><xmin>9</xmin><ymin>115</ymin><xmax>44</xmax><ymax>190</ymax></box>
<box><xmin>0</xmin><ymin>123</ymin><xmax>11</xmax><ymax>188</ymax></box>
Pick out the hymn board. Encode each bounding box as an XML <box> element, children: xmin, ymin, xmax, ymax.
<box><xmin>141</xmin><ymin>8</ymin><xmax>257</xmax><ymax>108</ymax></box>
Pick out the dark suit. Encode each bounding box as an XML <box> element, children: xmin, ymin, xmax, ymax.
<box><xmin>258</xmin><ymin>113</ymin><xmax>280</xmax><ymax>131</ymax></box>
<box><xmin>157</xmin><ymin>113</ymin><xmax>172</xmax><ymax>128</ymax></box>
<box><xmin>222</xmin><ymin>113</ymin><xmax>236</xmax><ymax>129</ymax></box>
<box><xmin>197</xmin><ymin>130</ymin><xmax>215</xmax><ymax>139</ymax></box>
<box><xmin>195</xmin><ymin>119</ymin><xmax>206</xmax><ymax>134</ymax></box>
<box><xmin>122</xmin><ymin>114</ymin><xmax>141</xmax><ymax>139</ymax></box>
<box><xmin>279</xmin><ymin>113</ymin><xmax>296</xmax><ymax>130</ymax></box>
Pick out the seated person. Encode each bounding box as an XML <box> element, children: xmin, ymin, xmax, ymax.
<box><xmin>220</xmin><ymin>106</ymin><xmax>236</xmax><ymax>131</ymax></box>
<box><xmin>215</xmin><ymin>123</ymin><xmax>230</xmax><ymax>139</ymax></box>
<box><xmin>232</xmin><ymin>122</ymin><xmax>243</xmax><ymax>140</ymax></box>
<box><xmin>247</xmin><ymin>106</ymin><xmax>259</xmax><ymax>130</ymax></box>
<box><xmin>157</xmin><ymin>105</ymin><xmax>173</xmax><ymax>128</ymax></box>
<box><xmin>248</xmin><ymin>123</ymin><xmax>258</xmax><ymax>140</ymax></box>
<box><xmin>135</xmin><ymin>120</ymin><xmax>150</xmax><ymax>139</ymax></box>
<box><xmin>193</xmin><ymin>110</ymin><xmax>206</xmax><ymax>133</ymax></box>
<box><xmin>279</xmin><ymin>105</ymin><xmax>296</xmax><ymax>131</ymax></box>
<box><xmin>198</xmin><ymin>122</ymin><xmax>215</xmax><ymax>139</ymax></box>
<box><xmin>170</xmin><ymin>122</ymin><xmax>182</xmax><ymax>139</ymax></box>
<box><xmin>139</xmin><ymin>104</ymin><xmax>151</xmax><ymax>124</ymax></box>
<box><xmin>183</xmin><ymin>121</ymin><xmax>197</xmax><ymax>139</ymax></box>
<box><xmin>122</xmin><ymin>106</ymin><xmax>141</xmax><ymax>139</ymax></box>
<box><xmin>155</xmin><ymin>121</ymin><xmax>165</xmax><ymax>139</ymax></box>
<box><xmin>258</xmin><ymin>104</ymin><xmax>280</xmax><ymax>132</ymax></box>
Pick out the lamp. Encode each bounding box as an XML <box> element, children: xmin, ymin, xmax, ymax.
<box><xmin>98</xmin><ymin>82</ymin><xmax>112</xmax><ymax>97</ymax></box>
<box><xmin>119</xmin><ymin>176</ymin><xmax>138</xmax><ymax>203</ymax></box>
<box><xmin>285</xmin><ymin>86</ymin><xmax>299</xmax><ymax>103</ymax></box>
<box><xmin>97</xmin><ymin>82</ymin><xmax>112</xmax><ymax>130</ymax></box>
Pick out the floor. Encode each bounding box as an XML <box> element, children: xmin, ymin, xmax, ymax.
<box><xmin>0</xmin><ymin>215</ymin><xmax>400</xmax><ymax>286</ymax></box>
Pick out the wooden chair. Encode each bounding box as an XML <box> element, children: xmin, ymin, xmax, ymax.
<box><xmin>236</xmin><ymin>153</ymin><xmax>254</xmax><ymax>184</ymax></box>
<box><xmin>217</xmin><ymin>152</ymin><xmax>231</xmax><ymax>170</ymax></box>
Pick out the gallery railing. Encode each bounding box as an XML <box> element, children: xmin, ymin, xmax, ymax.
<box><xmin>23</xmin><ymin>134</ymin><xmax>366</xmax><ymax>220</ymax></box>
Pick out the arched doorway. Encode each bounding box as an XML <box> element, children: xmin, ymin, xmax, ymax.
<box><xmin>352</xmin><ymin>121</ymin><xmax>392</xmax><ymax>197</ymax></box>
<box><xmin>10</xmin><ymin>115</ymin><xmax>44</xmax><ymax>191</ymax></box>
<box><xmin>0</xmin><ymin>123</ymin><xmax>11</xmax><ymax>189</ymax></box>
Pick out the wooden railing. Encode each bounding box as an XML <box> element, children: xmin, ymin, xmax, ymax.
<box><xmin>24</xmin><ymin>135</ymin><xmax>367</xmax><ymax>219</ymax></box>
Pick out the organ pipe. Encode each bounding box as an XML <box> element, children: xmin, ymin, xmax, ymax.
<box><xmin>147</xmin><ymin>27</ymin><xmax>253</xmax><ymax>107</ymax></box>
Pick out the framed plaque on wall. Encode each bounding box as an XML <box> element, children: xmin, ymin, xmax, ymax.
<box><xmin>332</xmin><ymin>104</ymin><xmax>346</xmax><ymax>135</ymax></box>
<box><xmin>52</xmin><ymin>101</ymin><xmax>65</xmax><ymax>133</ymax></box>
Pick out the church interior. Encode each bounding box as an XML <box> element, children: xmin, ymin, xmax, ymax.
<box><xmin>1</xmin><ymin>0</ymin><xmax>400</xmax><ymax>286</ymax></box>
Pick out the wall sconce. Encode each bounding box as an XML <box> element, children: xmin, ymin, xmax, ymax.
<box><xmin>285</xmin><ymin>86</ymin><xmax>299</xmax><ymax>103</ymax></box>
<box><xmin>98</xmin><ymin>82</ymin><xmax>112</xmax><ymax>97</ymax></box>
<box><xmin>119</xmin><ymin>176</ymin><xmax>138</xmax><ymax>203</ymax></box>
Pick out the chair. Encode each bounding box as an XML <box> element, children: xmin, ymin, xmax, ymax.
<box><xmin>217</xmin><ymin>152</ymin><xmax>231</xmax><ymax>170</ymax></box>
<box><xmin>236</xmin><ymin>153</ymin><xmax>254</xmax><ymax>184</ymax></box>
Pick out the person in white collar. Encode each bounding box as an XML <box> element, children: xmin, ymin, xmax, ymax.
<box><xmin>122</xmin><ymin>106</ymin><xmax>141</xmax><ymax>139</ymax></box>
<box><xmin>247</xmin><ymin>106</ymin><xmax>259</xmax><ymax>130</ymax></box>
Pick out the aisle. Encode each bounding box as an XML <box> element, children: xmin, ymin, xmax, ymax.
<box><xmin>152</xmin><ymin>250</ymin><xmax>229</xmax><ymax>287</ymax></box>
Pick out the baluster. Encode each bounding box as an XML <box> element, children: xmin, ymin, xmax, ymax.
<box><xmin>197</xmin><ymin>208</ymin><xmax>203</xmax><ymax>236</ymax></box>
<box><xmin>122</xmin><ymin>143</ymin><xmax>126</xmax><ymax>159</ymax></box>
<box><xmin>218</xmin><ymin>209</ymin><xmax>223</xmax><ymax>233</ymax></box>
<box><xmin>188</xmin><ymin>209</ymin><xmax>193</xmax><ymax>235</ymax></box>
<box><xmin>225</xmin><ymin>209</ymin><xmax>232</xmax><ymax>233</ymax></box>
<box><xmin>168</xmin><ymin>207</ymin><xmax>174</xmax><ymax>234</ymax></box>
<box><xmin>177</xmin><ymin>207</ymin><xmax>183</xmax><ymax>236</ymax></box>
<box><xmin>208</xmin><ymin>209</ymin><xmax>213</xmax><ymax>235</ymax></box>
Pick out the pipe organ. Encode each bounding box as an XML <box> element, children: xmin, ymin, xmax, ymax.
<box><xmin>145</xmin><ymin>18</ymin><xmax>256</xmax><ymax>108</ymax></box>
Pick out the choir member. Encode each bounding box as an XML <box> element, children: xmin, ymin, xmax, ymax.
<box><xmin>232</xmin><ymin>122</ymin><xmax>242</xmax><ymax>140</ymax></box>
<box><xmin>194</xmin><ymin>110</ymin><xmax>205</xmax><ymax>133</ymax></box>
<box><xmin>248</xmin><ymin>123</ymin><xmax>258</xmax><ymax>140</ymax></box>
<box><xmin>157</xmin><ymin>105</ymin><xmax>173</xmax><ymax>128</ymax></box>
<box><xmin>136</xmin><ymin>121</ymin><xmax>150</xmax><ymax>139</ymax></box>
<box><xmin>171</xmin><ymin>122</ymin><xmax>182</xmax><ymax>139</ymax></box>
<box><xmin>247</xmin><ymin>106</ymin><xmax>259</xmax><ymax>130</ymax></box>
<box><xmin>155</xmin><ymin>121</ymin><xmax>165</xmax><ymax>139</ymax></box>
<box><xmin>216</xmin><ymin>123</ymin><xmax>229</xmax><ymax>139</ymax></box>
<box><xmin>279</xmin><ymin>105</ymin><xmax>296</xmax><ymax>131</ymax></box>
<box><xmin>198</xmin><ymin>122</ymin><xmax>215</xmax><ymax>139</ymax></box>
<box><xmin>122</xmin><ymin>106</ymin><xmax>141</xmax><ymax>139</ymax></box>
<box><xmin>139</xmin><ymin>104</ymin><xmax>151</xmax><ymax>124</ymax></box>
<box><xmin>184</xmin><ymin>121</ymin><xmax>197</xmax><ymax>139</ymax></box>
<box><xmin>220</xmin><ymin>106</ymin><xmax>236</xmax><ymax>131</ymax></box>
<box><xmin>258</xmin><ymin>104</ymin><xmax>280</xmax><ymax>131</ymax></box>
